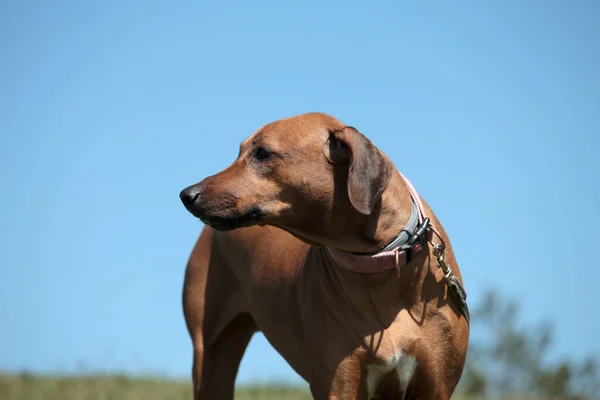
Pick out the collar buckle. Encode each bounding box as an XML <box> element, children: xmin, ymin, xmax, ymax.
<box><xmin>405</xmin><ymin>217</ymin><xmax>431</xmax><ymax>262</ymax></box>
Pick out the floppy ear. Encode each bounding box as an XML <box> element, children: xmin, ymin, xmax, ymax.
<box><xmin>326</xmin><ymin>126</ymin><xmax>391</xmax><ymax>215</ymax></box>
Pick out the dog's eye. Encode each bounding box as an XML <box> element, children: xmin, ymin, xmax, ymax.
<box><xmin>254</xmin><ymin>147</ymin><xmax>273</xmax><ymax>161</ymax></box>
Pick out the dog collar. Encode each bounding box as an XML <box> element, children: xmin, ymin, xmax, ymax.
<box><xmin>326</xmin><ymin>173</ymin><xmax>432</xmax><ymax>274</ymax></box>
<box><xmin>326</xmin><ymin>173</ymin><xmax>471</xmax><ymax>325</ymax></box>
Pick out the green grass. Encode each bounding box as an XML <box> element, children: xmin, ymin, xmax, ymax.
<box><xmin>0</xmin><ymin>372</ymin><xmax>550</xmax><ymax>399</ymax></box>
<box><xmin>0</xmin><ymin>372</ymin><xmax>313</xmax><ymax>400</ymax></box>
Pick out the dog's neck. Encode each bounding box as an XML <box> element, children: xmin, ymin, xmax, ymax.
<box><xmin>323</xmin><ymin>170</ymin><xmax>430</xmax><ymax>274</ymax></box>
<box><xmin>361</xmin><ymin>170</ymin><xmax>417</xmax><ymax>253</ymax></box>
<box><xmin>276</xmin><ymin>169</ymin><xmax>421</xmax><ymax>256</ymax></box>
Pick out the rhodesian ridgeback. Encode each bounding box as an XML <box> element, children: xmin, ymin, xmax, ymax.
<box><xmin>179</xmin><ymin>112</ymin><xmax>470</xmax><ymax>399</ymax></box>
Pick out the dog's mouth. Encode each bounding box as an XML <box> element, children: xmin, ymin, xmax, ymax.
<box><xmin>193</xmin><ymin>206</ymin><xmax>265</xmax><ymax>231</ymax></box>
<box><xmin>180</xmin><ymin>185</ymin><xmax>266</xmax><ymax>231</ymax></box>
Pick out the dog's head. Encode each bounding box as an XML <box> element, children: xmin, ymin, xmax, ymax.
<box><xmin>180</xmin><ymin>112</ymin><xmax>392</xmax><ymax>247</ymax></box>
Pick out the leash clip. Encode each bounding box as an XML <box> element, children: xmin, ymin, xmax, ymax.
<box><xmin>433</xmin><ymin>243</ymin><xmax>452</xmax><ymax>278</ymax></box>
<box><xmin>431</xmin><ymin>234</ymin><xmax>471</xmax><ymax>325</ymax></box>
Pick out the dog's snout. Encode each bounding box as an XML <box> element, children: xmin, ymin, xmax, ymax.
<box><xmin>180</xmin><ymin>185</ymin><xmax>203</xmax><ymax>208</ymax></box>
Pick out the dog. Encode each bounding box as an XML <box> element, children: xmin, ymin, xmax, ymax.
<box><xmin>179</xmin><ymin>112</ymin><xmax>469</xmax><ymax>399</ymax></box>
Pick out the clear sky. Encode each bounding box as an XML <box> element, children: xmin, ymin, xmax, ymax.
<box><xmin>1</xmin><ymin>0</ymin><xmax>599</xmax><ymax>385</ymax></box>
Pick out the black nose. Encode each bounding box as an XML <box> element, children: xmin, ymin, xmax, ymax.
<box><xmin>180</xmin><ymin>185</ymin><xmax>202</xmax><ymax>207</ymax></box>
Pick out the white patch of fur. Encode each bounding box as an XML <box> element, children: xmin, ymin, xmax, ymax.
<box><xmin>366</xmin><ymin>350</ymin><xmax>417</xmax><ymax>399</ymax></box>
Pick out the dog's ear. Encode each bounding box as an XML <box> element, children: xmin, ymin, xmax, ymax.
<box><xmin>325</xmin><ymin>126</ymin><xmax>391</xmax><ymax>215</ymax></box>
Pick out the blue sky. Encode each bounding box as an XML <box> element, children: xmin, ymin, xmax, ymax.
<box><xmin>1</xmin><ymin>0</ymin><xmax>599</xmax><ymax>385</ymax></box>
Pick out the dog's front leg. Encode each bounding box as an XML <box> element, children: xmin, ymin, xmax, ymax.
<box><xmin>309</xmin><ymin>356</ymin><xmax>367</xmax><ymax>400</ymax></box>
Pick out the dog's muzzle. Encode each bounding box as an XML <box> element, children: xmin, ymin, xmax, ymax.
<box><xmin>179</xmin><ymin>184</ymin><xmax>265</xmax><ymax>231</ymax></box>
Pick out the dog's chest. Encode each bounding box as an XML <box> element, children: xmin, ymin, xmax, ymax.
<box><xmin>365</xmin><ymin>349</ymin><xmax>417</xmax><ymax>399</ymax></box>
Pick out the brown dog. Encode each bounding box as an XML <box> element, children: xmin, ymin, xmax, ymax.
<box><xmin>179</xmin><ymin>112</ymin><xmax>469</xmax><ymax>399</ymax></box>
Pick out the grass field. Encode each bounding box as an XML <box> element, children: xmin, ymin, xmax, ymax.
<box><xmin>0</xmin><ymin>373</ymin><xmax>313</xmax><ymax>400</ymax></box>
<box><xmin>0</xmin><ymin>372</ymin><xmax>546</xmax><ymax>399</ymax></box>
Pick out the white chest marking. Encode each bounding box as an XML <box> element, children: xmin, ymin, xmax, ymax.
<box><xmin>366</xmin><ymin>350</ymin><xmax>417</xmax><ymax>399</ymax></box>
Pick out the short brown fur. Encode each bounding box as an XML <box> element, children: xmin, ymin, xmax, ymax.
<box><xmin>180</xmin><ymin>112</ymin><xmax>469</xmax><ymax>399</ymax></box>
